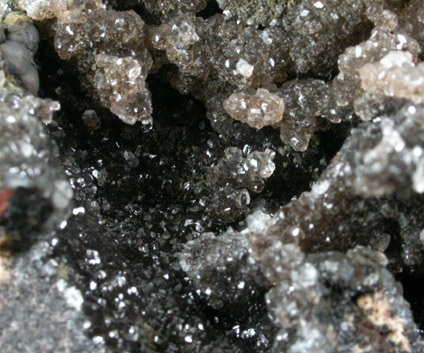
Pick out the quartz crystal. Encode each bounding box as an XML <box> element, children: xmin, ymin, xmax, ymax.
<box><xmin>0</xmin><ymin>51</ymin><xmax>70</xmax><ymax>245</ymax></box>
<box><xmin>141</xmin><ymin>0</ymin><xmax>207</xmax><ymax>19</ymax></box>
<box><xmin>264</xmin><ymin>247</ymin><xmax>421</xmax><ymax>353</ymax></box>
<box><xmin>216</xmin><ymin>0</ymin><xmax>299</xmax><ymax>26</ymax></box>
<box><xmin>179</xmin><ymin>230</ymin><xmax>265</xmax><ymax>311</ymax></box>
<box><xmin>277</xmin><ymin>79</ymin><xmax>344</xmax><ymax>151</ymax></box>
<box><xmin>359</xmin><ymin>51</ymin><xmax>424</xmax><ymax>105</ymax></box>
<box><xmin>2</xmin><ymin>1</ymin><xmax>424</xmax><ymax>353</ymax></box>
<box><xmin>206</xmin><ymin>147</ymin><xmax>276</xmax><ymax>193</ymax></box>
<box><xmin>223</xmin><ymin>88</ymin><xmax>285</xmax><ymax>129</ymax></box>
<box><xmin>54</xmin><ymin>6</ymin><xmax>153</xmax><ymax>124</ymax></box>
<box><xmin>94</xmin><ymin>54</ymin><xmax>152</xmax><ymax>125</ymax></box>
<box><xmin>333</xmin><ymin>27</ymin><xmax>420</xmax><ymax>112</ymax></box>
<box><xmin>206</xmin><ymin>147</ymin><xmax>276</xmax><ymax>222</ymax></box>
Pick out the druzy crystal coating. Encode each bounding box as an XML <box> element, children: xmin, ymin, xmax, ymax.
<box><xmin>1</xmin><ymin>0</ymin><xmax>424</xmax><ymax>352</ymax></box>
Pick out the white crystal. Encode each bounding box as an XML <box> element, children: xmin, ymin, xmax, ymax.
<box><xmin>236</xmin><ymin>59</ymin><xmax>254</xmax><ymax>78</ymax></box>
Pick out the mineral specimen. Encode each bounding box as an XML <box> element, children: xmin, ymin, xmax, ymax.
<box><xmin>0</xmin><ymin>87</ymin><xmax>71</xmax><ymax>245</ymax></box>
<box><xmin>54</xmin><ymin>5</ymin><xmax>153</xmax><ymax>124</ymax></box>
<box><xmin>141</xmin><ymin>0</ymin><xmax>207</xmax><ymax>20</ymax></box>
<box><xmin>93</xmin><ymin>53</ymin><xmax>152</xmax><ymax>125</ymax></box>
<box><xmin>359</xmin><ymin>51</ymin><xmax>424</xmax><ymax>105</ymax></box>
<box><xmin>223</xmin><ymin>88</ymin><xmax>285</xmax><ymax>129</ymax></box>
<box><xmin>216</xmin><ymin>0</ymin><xmax>298</xmax><ymax>26</ymax></box>
<box><xmin>1</xmin><ymin>1</ymin><xmax>424</xmax><ymax>353</ymax></box>
<box><xmin>277</xmin><ymin>79</ymin><xmax>345</xmax><ymax>151</ymax></box>
<box><xmin>333</xmin><ymin>27</ymin><xmax>420</xmax><ymax>114</ymax></box>
<box><xmin>207</xmin><ymin>147</ymin><xmax>276</xmax><ymax>192</ymax></box>
<box><xmin>179</xmin><ymin>230</ymin><xmax>265</xmax><ymax>311</ymax></box>
<box><xmin>150</xmin><ymin>13</ymin><xmax>209</xmax><ymax>79</ymax></box>
<box><xmin>205</xmin><ymin>147</ymin><xmax>276</xmax><ymax>222</ymax></box>
<box><xmin>0</xmin><ymin>241</ymin><xmax>105</xmax><ymax>353</ymax></box>
<box><xmin>265</xmin><ymin>246</ymin><xmax>423</xmax><ymax>353</ymax></box>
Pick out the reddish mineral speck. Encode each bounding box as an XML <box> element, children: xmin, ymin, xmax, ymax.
<box><xmin>0</xmin><ymin>189</ymin><xmax>12</xmax><ymax>218</ymax></box>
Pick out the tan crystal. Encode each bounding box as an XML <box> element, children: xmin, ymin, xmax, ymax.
<box><xmin>223</xmin><ymin>88</ymin><xmax>284</xmax><ymax>129</ymax></box>
<box><xmin>94</xmin><ymin>54</ymin><xmax>152</xmax><ymax>125</ymax></box>
<box><xmin>359</xmin><ymin>51</ymin><xmax>424</xmax><ymax>105</ymax></box>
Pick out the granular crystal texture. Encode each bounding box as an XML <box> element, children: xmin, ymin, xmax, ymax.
<box><xmin>280</xmin><ymin>0</ymin><xmax>372</xmax><ymax>74</ymax></box>
<box><xmin>277</xmin><ymin>79</ymin><xmax>345</xmax><ymax>151</ymax></box>
<box><xmin>179</xmin><ymin>230</ymin><xmax>265</xmax><ymax>311</ymax></box>
<box><xmin>359</xmin><ymin>51</ymin><xmax>424</xmax><ymax>105</ymax></box>
<box><xmin>205</xmin><ymin>147</ymin><xmax>275</xmax><ymax>222</ymax></box>
<box><xmin>54</xmin><ymin>7</ymin><xmax>153</xmax><ymax>124</ymax></box>
<box><xmin>207</xmin><ymin>147</ymin><xmax>276</xmax><ymax>193</ymax></box>
<box><xmin>141</xmin><ymin>0</ymin><xmax>207</xmax><ymax>20</ymax></box>
<box><xmin>216</xmin><ymin>0</ymin><xmax>299</xmax><ymax>26</ymax></box>
<box><xmin>398</xmin><ymin>0</ymin><xmax>424</xmax><ymax>45</ymax></box>
<box><xmin>244</xmin><ymin>100</ymin><xmax>424</xmax><ymax>273</ymax></box>
<box><xmin>149</xmin><ymin>13</ymin><xmax>290</xmax><ymax>88</ymax></box>
<box><xmin>207</xmin><ymin>186</ymin><xmax>251</xmax><ymax>223</ymax></box>
<box><xmin>224</xmin><ymin>79</ymin><xmax>346</xmax><ymax>151</ymax></box>
<box><xmin>333</xmin><ymin>27</ymin><xmax>420</xmax><ymax>114</ymax></box>
<box><xmin>145</xmin><ymin>0</ymin><xmax>385</xmax><ymax>136</ymax></box>
<box><xmin>94</xmin><ymin>54</ymin><xmax>152</xmax><ymax>125</ymax></box>
<box><xmin>4</xmin><ymin>0</ymin><xmax>424</xmax><ymax>352</ymax></box>
<box><xmin>207</xmin><ymin>21</ymin><xmax>289</xmax><ymax>88</ymax></box>
<box><xmin>0</xmin><ymin>241</ymin><xmax>105</xmax><ymax>353</ymax></box>
<box><xmin>223</xmin><ymin>88</ymin><xmax>285</xmax><ymax>129</ymax></box>
<box><xmin>0</xmin><ymin>17</ymin><xmax>72</xmax><ymax>247</ymax></box>
<box><xmin>264</xmin><ymin>246</ymin><xmax>422</xmax><ymax>353</ymax></box>
<box><xmin>17</xmin><ymin>0</ymin><xmax>105</xmax><ymax>22</ymax></box>
<box><xmin>150</xmin><ymin>13</ymin><xmax>210</xmax><ymax>79</ymax></box>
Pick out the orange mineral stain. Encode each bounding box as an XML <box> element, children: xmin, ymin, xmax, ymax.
<box><xmin>0</xmin><ymin>189</ymin><xmax>12</xmax><ymax>218</ymax></box>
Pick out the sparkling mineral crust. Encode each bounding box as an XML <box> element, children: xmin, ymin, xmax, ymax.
<box><xmin>2</xmin><ymin>1</ymin><xmax>424</xmax><ymax>353</ymax></box>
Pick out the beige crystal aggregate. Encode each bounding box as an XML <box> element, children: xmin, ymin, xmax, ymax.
<box><xmin>359</xmin><ymin>51</ymin><xmax>424</xmax><ymax>105</ymax></box>
<box><xmin>223</xmin><ymin>88</ymin><xmax>285</xmax><ymax>129</ymax></box>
